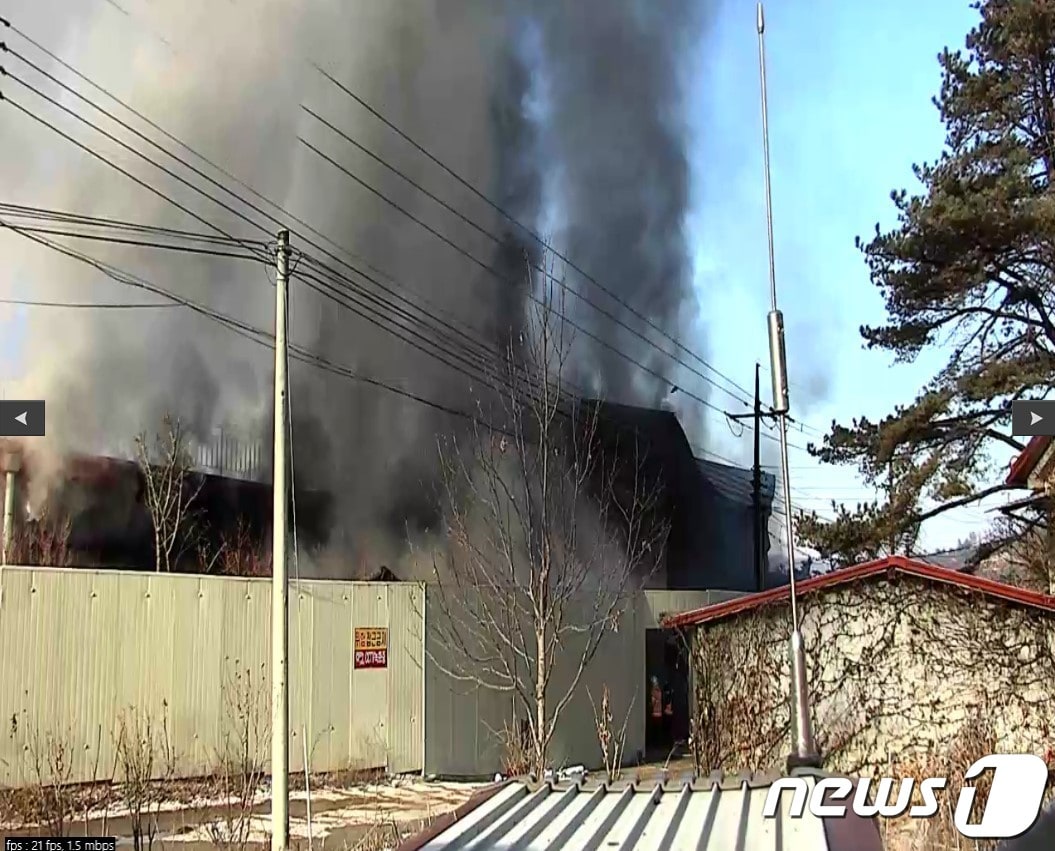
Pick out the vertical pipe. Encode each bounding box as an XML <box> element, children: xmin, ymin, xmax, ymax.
<box><xmin>756</xmin><ymin>2</ymin><xmax>819</xmax><ymax>768</ymax></box>
<box><xmin>2</xmin><ymin>470</ymin><xmax>16</xmax><ymax>565</ymax></box>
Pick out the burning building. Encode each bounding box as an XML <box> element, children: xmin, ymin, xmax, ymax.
<box><xmin>0</xmin><ymin>434</ymin><xmax>331</xmax><ymax>573</ymax></box>
<box><xmin>1</xmin><ymin>0</ymin><xmax>766</xmax><ymax>589</ymax></box>
<box><xmin>1</xmin><ymin>399</ymin><xmax>773</xmax><ymax>593</ymax></box>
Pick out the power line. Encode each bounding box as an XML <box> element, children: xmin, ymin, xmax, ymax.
<box><xmin>0</xmin><ymin>202</ymin><xmax>265</xmax><ymax>245</ymax></box>
<box><xmin>0</xmin><ymin>44</ymin><xmax>586</xmax><ymax>411</ymax></box>
<box><xmin>3</xmin><ymin>14</ymin><xmax>833</xmax><ymax>453</ymax></box>
<box><xmin>0</xmin><ymin>70</ymin><xmax>518</xmax><ymax>386</ymax></box>
<box><xmin>5</xmin><ymin>219</ymin><xmax>836</xmax><ymax>532</ymax></box>
<box><xmin>311</xmin><ymin>63</ymin><xmax>758</xmax><ymax>406</ymax></box>
<box><xmin>1</xmin><ymin>221</ymin><xmax>507</xmax><ymax>428</ymax></box>
<box><xmin>299</xmin><ymin>135</ymin><xmax>728</xmax><ymax>418</ymax></box>
<box><xmin>302</xmin><ymin>104</ymin><xmax>756</xmax><ymax>412</ymax></box>
<box><xmin>0</xmin><ymin>221</ymin><xmax>264</xmax><ymax>260</ymax></box>
<box><xmin>0</xmin><ymin>295</ymin><xmax>178</xmax><ymax>309</ymax></box>
<box><xmin>6</xmin><ymin>37</ymin><xmax>689</xmax><ymax>419</ymax></box>
<box><xmin>0</xmin><ymin>64</ymin><xmax>269</xmax><ymax>260</ymax></box>
<box><xmin>2</xmin><ymin>21</ymin><xmax>818</xmax><ymax>458</ymax></box>
<box><xmin>5</xmin><ymin>13</ymin><xmax>755</xmax><ymax>419</ymax></box>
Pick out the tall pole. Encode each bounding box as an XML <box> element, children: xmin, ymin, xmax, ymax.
<box><xmin>752</xmin><ymin>363</ymin><xmax>763</xmax><ymax>591</ymax></box>
<box><xmin>271</xmin><ymin>230</ymin><xmax>291</xmax><ymax>851</ymax></box>
<box><xmin>756</xmin><ymin>3</ymin><xmax>819</xmax><ymax>768</ymax></box>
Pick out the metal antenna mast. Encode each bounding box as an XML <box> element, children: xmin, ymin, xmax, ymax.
<box><xmin>756</xmin><ymin>2</ymin><xmax>819</xmax><ymax>769</ymax></box>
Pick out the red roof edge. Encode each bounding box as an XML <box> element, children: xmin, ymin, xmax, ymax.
<box><xmin>663</xmin><ymin>556</ymin><xmax>1055</xmax><ymax>629</ymax></box>
<box><xmin>1007</xmin><ymin>435</ymin><xmax>1053</xmax><ymax>486</ymax></box>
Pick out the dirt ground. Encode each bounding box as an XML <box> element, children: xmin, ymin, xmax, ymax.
<box><xmin>0</xmin><ymin>751</ymin><xmax>701</xmax><ymax>850</ymax></box>
<box><xmin>0</xmin><ymin>778</ymin><xmax>485</xmax><ymax>851</ymax></box>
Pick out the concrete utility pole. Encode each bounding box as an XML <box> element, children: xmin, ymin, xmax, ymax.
<box><xmin>752</xmin><ymin>364</ymin><xmax>763</xmax><ymax>590</ymax></box>
<box><xmin>271</xmin><ymin>229</ymin><xmax>291</xmax><ymax>851</ymax></box>
<box><xmin>730</xmin><ymin>365</ymin><xmax>768</xmax><ymax>592</ymax></box>
<box><xmin>756</xmin><ymin>2</ymin><xmax>820</xmax><ymax>769</ymax></box>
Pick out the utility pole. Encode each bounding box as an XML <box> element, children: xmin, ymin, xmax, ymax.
<box><xmin>271</xmin><ymin>229</ymin><xmax>291</xmax><ymax>851</ymax></box>
<box><xmin>756</xmin><ymin>2</ymin><xmax>819</xmax><ymax>769</ymax></box>
<box><xmin>752</xmin><ymin>364</ymin><xmax>763</xmax><ymax>590</ymax></box>
<box><xmin>727</xmin><ymin>363</ymin><xmax>768</xmax><ymax>592</ymax></box>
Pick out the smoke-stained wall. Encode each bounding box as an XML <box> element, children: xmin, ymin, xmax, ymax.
<box><xmin>1</xmin><ymin>0</ymin><xmax>709</xmax><ymax>576</ymax></box>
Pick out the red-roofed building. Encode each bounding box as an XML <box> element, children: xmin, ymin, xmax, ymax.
<box><xmin>1007</xmin><ymin>435</ymin><xmax>1055</xmax><ymax>493</ymax></box>
<box><xmin>665</xmin><ymin>556</ymin><xmax>1055</xmax><ymax>820</ymax></box>
<box><xmin>1005</xmin><ymin>435</ymin><xmax>1055</xmax><ymax>594</ymax></box>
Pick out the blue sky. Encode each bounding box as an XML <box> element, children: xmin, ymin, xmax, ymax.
<box><xmin>687</xmin><ymin>0</ymin><xmax>990</xmax><ymax>553</ymax></box>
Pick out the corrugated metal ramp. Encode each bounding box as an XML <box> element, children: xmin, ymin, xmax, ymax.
<box><xmin>398</xmin><ymin>769</ymin><xmax>883</xmax><ymax>850</ymax></box>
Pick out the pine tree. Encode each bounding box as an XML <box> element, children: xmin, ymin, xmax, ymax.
<box><xmin>799</xmin><ymin>0</ymin><xmax>1055</xmax><ymax>566</ymax></box>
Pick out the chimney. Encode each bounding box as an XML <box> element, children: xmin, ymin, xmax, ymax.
<box><xmin>0</xmin><ymin>445</ymin><xmax>23</xmax><ymax>565</ymax></box>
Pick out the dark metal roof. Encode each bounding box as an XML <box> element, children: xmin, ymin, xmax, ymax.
<box><xmin>695</xmin><ymin>458</ymin><xmax>777</xmax><ymax>508</ymax></box>
<box><xmin>396</xmin><ymin>770</ymin><xmax>883</xmax><ymax>850</ymax></box>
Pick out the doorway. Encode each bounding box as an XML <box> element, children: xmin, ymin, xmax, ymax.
<box><xmin>644</xmin><ymin>628</ymin><xmax>690</xmax><ymax>757</ymax></box>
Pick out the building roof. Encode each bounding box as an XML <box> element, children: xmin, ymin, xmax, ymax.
<box><xmin>396</xmin><ymin>770</ymin><xmax>882</xmax><ymax>851</ymax></box>
<box><xmin>1007</xmin><ymin>435</ymin><xmax>1054</xmax><ymax>487</ymax></box>
<box><xmin>915</xmin><ymin>545</ymin><xmax>977</xmax><ymax>572</ymax></box>
<box><xmin>695</xmin><ymin>458</ymin><xmax>776</xmax><ymax>508</ymax></box>
<box><xmin>663</xmin><ymin>556</ymin><xmax>1055</xmax><ymax>629</ymax></box>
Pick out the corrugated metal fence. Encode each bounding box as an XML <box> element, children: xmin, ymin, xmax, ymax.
<box><xmin>0</xmin><ymin>566</ymin><xmax>425</xmax><ymax>785</ymax></box>
<box><xmin>0</xmin><ymin>568</ymin><xmax>740</xmax><ymax>785</ymax></box>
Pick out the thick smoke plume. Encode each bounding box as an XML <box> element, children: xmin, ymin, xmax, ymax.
<box><xmin>0</xmin><ymin>0</ymin><xmax>706</xmax><ymax>575</ymax></box>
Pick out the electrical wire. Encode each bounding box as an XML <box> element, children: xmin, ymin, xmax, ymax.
<box><xmin>5</xmin><ymin>14</ymin><xmax>758</xmax><ymax>417</ymax></box>
<box><xmin>0</xmin><ymin>202</ymin><xmax>266</xmax><ymax>245</ymax></box>
<box><xmin>0</xmin><ymin>68</ymin><xmax>269</xmax><ymax>260</ymax></box>
<box><xmin>0</xmin><ymin>219</ymin><xmax>520</xmax><ymax>433</ymax></box>
<box><xmin>1</xmin><ymin>47</ymin><xmax>582</xmax><ymax>412</ymax></box>
<box><xmin>3</xmin><ymin>14</ymin><xmax>833</xmax><ymax>449</ymax></box>
<box><xmin>1</xmin><ymin>18</ymin><xmax>479</xmax><ymax>362</ymax></box>
<box><xmin>0</xmin><ymin>295</ymin><xmax>178</xmax><ymax>309</ymax></box>
<box><xmin>3</xmin><ymin>61</ymin><xmax>703</xmax><ymax>433</ymax></box>
<box><xmin>0</xmin><ymin>83</ymin><xmax>532</xmax><ymax>407</ymax></box>
<box><xmin>299</xmin><ymin>136</ymin><xmax>727</xmax><ymax>418</ymax></box>
<box><xmin>311</xmin><ymin>63</ymin><xmax>759</xmax><ymax>406</ymax></box>
<box><xmin>2</xmin><ymin>20</ymin><xmax>820</xmax><ymax>457</ymax></box>
<box><xmin>0</xmin><ymin>221</ymin><xmax>264</xmax><ymax>260</ymax></box>
<box><xmin>302</xmin><ymin>105</ymin><xmax>756</xmax><ymax>411</ymax></box>
<box><xmin>5</xmin><ymin>217</ymin><xmax>843</xmax><ymax>535</ymax></box>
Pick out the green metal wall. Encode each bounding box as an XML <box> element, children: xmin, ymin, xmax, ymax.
<box><xmin>0</xmin><ymin>568</ymin><xmax>742</xmax><ymax>785</ymax></box>
<box><xmin>0</xmin><ymin>567</ymin><xmax>425</xmax><ymax>785</ymax></box>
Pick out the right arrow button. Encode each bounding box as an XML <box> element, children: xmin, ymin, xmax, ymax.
<box><xmin>1013</xmin><ymin>400</ymin><xmax>1055</xmax><ymax>437</ymax></box>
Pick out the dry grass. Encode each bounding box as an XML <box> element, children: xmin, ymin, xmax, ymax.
<box><xmin>495</xmin><ymin>720</ymin><xmax>531</xmax><ymax>778</ymax></box>
<box><xmin>113</xmin><ymin>704</ymin><xmax>177</xmax><ymax>851</ymax></box>
<box><xmin>878</xmin><ymin>711</ymin><xmax>1005</xmax><ymax>851</ymax></box>
<box><xmin>587</xmin><ymin>684</ymin><xmax>633</xmax><ymax>782</ymax></box>
<box><xmin>204</xmin><ymin>663</ymin><xmax>270</xmax><ymax>851</ymax></box>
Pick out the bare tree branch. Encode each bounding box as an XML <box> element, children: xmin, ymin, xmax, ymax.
<box><xmin>426</xmin><ymin>252</ymin><xmax>669</xmax><ymax>776</ymax></box>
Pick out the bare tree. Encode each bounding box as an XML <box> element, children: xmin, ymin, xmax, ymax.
<box><xmin>134</xmin><ymin>414</ymin><xmax>205</xmax><ymax>572</ymax></box>
<box><xmin>587</xmin><ymin>683</ymin><xmax>635</xmax><ymax>782</ymax></box>
<box><xmin>427</xmin><ymin>260</ymin><xmax>669</xmax><ymax>777</ymax></box>
<box><xmin>976</xmin><ymin>509</ymin><xmax>1053</xmax><ymax>594</ymax></box>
